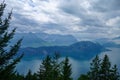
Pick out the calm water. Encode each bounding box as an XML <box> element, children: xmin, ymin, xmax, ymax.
<box><xmin>99</xmin><ymin>48</ymin><xmax>120</xmax><ymax>68</ymax></box>
<box><xmin>16</xmin><ymin>48</ymin><xmax>120</xmax><ymax>79</ymax></box>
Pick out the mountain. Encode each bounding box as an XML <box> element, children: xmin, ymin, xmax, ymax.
<box><xmin>94</xmin><ymin>38</ymin><xmax>120</xmax><ymax>48</ymax></box>
<box><xmin>12</xmin><ymin>33</ymin><xmax>77</xmax><ymax>47</ymax></box>
<box><xmin>11</xmin><ymin>33</ymin><xmax>47</xmax><ymax>48</ymax></box>
<box><xmin>113</xmin><ymin>36</ymin><xmax>120</xmax><ymax>40</ymax></box>
<box><xmin>94</xmin><ymin>38</ymin><xmax>111</xmax><ymax>44</ymax></box>
<box><xmin>35</xmin><ymin>33</ymin><xmax>77</xmax><ymax>46</ymax></box>
<box><xmin>18</xmin><ymin>41</ymin><xmax>109</xmax><ymax>60</ymax></box>
<box><xmin>102</xmin><ymin>42</ymin><xmax>120</xmax><ymax>48</ymax></box>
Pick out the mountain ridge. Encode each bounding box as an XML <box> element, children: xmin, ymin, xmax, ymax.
<box><xmin>18</xmin><ymin>41</ymin><xmax>109</xmax><ymax>61</ymax></box>
<box><xmin>12</xmin><ymin>32</ymin><xmax>77</xmax><ymax>47</ymax></box>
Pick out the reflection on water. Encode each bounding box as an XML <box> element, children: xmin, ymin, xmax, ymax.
<box><xmin>16</xmin><ymin>48</ymin><xmax>120</xmax><ymax>79</ymax></box>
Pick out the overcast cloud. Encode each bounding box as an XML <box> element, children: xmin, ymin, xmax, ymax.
<box><xmin>3</xmin><ymin>0</ymin><xmax>120</xmax><ymax>40</ymax></box>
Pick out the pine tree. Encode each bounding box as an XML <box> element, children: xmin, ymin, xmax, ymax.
<box><xmin>14</xmin><ymin>72</ymin><xmax>24</xmax><ymax>80</ymax></box>
<box><xmin>51</xmin><ymin>53</ymin><xmax>61</xmax><ymax>80</ymax></box>
<box><xmin>78</xmin><ymin>74</ymin><xmax>89</xmax><ymax>80</ymax></box>
<box><xmin>62</xmin><ymin>57</ymin><xmax>72</xmax><ymax>80</ymax></box>
<box><xmin>25</xmin><ymin>70</ymin><xmax>33</xmax><ymax>80</ymax></box>
<box><xmin>25</xmin><ymin>69</ymin><xmax>37</xmax><ymax>80</ymax></box>
<box><xmin>88</xmin><ymin>55</ymin><xmax>101</xmax><ymax>80</ymax></box>
<box><xmin>99</xmin><ymin>54</ymin><xmax>111</xmax><ymax>80</ymax></box>
<box><xmin>37</xmin><ymin>54</ymin><xmax>62</xmax><ymax>80</ymax></box>
<box><xmin>37</xmin><ymin>55</ymin><xmax>53</xmax><ymax>80</ymax></box>
<box><xmin>110</xmin><ymin>65</ymin><xmax>120</xmax><ymax>80</ymax></box>
<box><xmin>81</xmin><ymin>54</ymin><xmax>120</xmax><ymax>80</ymax></box>
<box><xmin>0</xmin><ymin>1</ymin><xmax>23</xmax><ymax>80</ymax></box>
<box><xmin>37</xmin><ymin>54</ymin><xmax>73</xmax><ymax>80</ymax></box>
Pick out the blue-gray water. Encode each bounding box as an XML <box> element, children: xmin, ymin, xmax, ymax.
<box><xmin>16</xmin><ymin>48</ymin><xmax>120</xmax><ymax>79</ymax></box>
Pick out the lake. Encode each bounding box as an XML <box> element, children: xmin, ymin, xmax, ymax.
<box><xmin>16</xmin><ymin>48</ymin><xmax>120</xmax><ymax>79</ymax></box>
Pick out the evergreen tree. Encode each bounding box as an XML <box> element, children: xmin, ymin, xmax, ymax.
<box><xmin>88</xmin><ymin>55</ymin><xmax>101</xmax><ymax>80</ymax></box>
<box><xmin>37</xmin><ymin>55</ymin><xmax>53</xmax><ymax>80</ymax></box>
<box><xmin>37</xmin><ymin>53</ymin><xmax>62</xmax><ymax>80</ymax></box>
<box><xmin>14</xmin><ymin>72</ymin><xmax>24</xmax><ymax>80</ymax></box>
<box><xmin>78</xmin><ymin>74</ymin><xmax>89</xmax><ymax>80</ymax></box>
<box><xmin>110</xmin><ymin>65</ymin><xmax>120</xmax><ymax>80</ymax></box>
<box><xmin>61</xmin><ymin>57</ymin><xmax>72</xmax><ymax>80</ymax></box>
<box><xmin>36</xmin><ymin>54</ymin><xmax>73</xmax><ymax>80</ymax></box>
<box><xmin>51</xmin><ymin>53</ymin><xmax>62</xmax><ymax>80</ymax></box>
<box><xmin>99</xmin><ymin>54</ymin><xmax>111</xmax><ymax>80</ymax></box>
<box><xmin>25</xmin><ymin>69</ymin><xmax>33</xmax><ymax>80</ymax></box>
<box><xmin>25</xmin><ymin>69</ymin><xmax>37</xmax><ymax>80</ymax></box>
<box><xmin>85</xmin><ymin>54</ymin><xmax>120</xmax><ymax>80</ymax></box>
<box><xmin>0</xmin><ymin>1</ymin><xmax>23</xmax><ymax>80</ymax></box>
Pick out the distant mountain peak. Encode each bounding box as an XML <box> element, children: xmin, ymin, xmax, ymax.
<box><xmin>12</xmin><ymin>32</ymin><xmax>77</xmax><ymax>47</ymax></box>
<box><xmin>18</xmin><ymin>41</ymin><xmax>108</xmax><ymax>60</ymax></box>
<box><xmin>113</xmin><ymin>36</ymin><xmax>120</xmax><ymax>40</ymax></box>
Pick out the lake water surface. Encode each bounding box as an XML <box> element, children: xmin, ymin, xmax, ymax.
<box><xmin>16</xmin><ymin>48</ymin><xmax>120</xmax><ymax>79</ymax></box>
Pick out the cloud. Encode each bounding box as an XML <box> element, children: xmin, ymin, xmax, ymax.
<box><xmin>4</xmin><ymin>0</ymin><xmax>120</xmax><ymax>40</ymax></box>
<box><xmin>43</xmin><ymin>29</ymin><xmax>62</xmax><ymax>34</ymax></box>
<box><xmin>58</xmin><ymin>0</ymin><xmax>120</xmax><ymax>38</ymax></box>
<box><xmin>106</xmin><ymin>16</ymin><xmax>120</xmax><ymax>27</ymax></box>
<box><xmin>92</xmin><ymin>0</ymin><xmax>120</xmax><ymax>12</ymax></box>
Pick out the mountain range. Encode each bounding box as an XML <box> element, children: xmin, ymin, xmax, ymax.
<box><xmin>18</xmin><ymin>41</ymin><xmax>109</xmax><ymax>61</ymax></box>
<box><xmin>12</xmin><ymin>33</ymin><xmax>120</xmax><ymax>61</ymax></box>
<box><xmin>12</xmin><ymin>32</ymin><xmax>120</xmax><ymax>48</ymax></box>
<box><xmin>94</xmin><ymin>37</ymin><xmax>120</xmax><ymax>48</ymax></box>
<box><xmin>12</xmin><ymin>32</ymin><xmax>77</xmax><ymax>47</ymax></box>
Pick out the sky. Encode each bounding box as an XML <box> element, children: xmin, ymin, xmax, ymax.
<box><xmin>3</xmin><ymin>0</ymin><xmax>120</xmax><ymax>40</ymax></box>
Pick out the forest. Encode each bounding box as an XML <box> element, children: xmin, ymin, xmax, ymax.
<box><xmin>0</xmin><ymin>1</ymin><xmax>120</xmax><ymax>80</ymax></box>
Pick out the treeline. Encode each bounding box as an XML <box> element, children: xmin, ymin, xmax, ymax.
<box><xmin>14</xmin><ymin>54</ymin><xmax>72</xmax><ymax>80</ymax></box>
<box><xmin>0</xmin><ymin>1</ymin><xmax>120</xmax><ymax>80</ymax></box>
<box><xmin>78</xmin><ymin>55</ymin><xmax>120</xmax><ymax>80</ymax></box>
<box><xmin>14</xmin><ymin>54</ymin><xmax>120</xmax><ymax>80</ymax></box>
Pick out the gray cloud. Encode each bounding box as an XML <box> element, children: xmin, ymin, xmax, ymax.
<box><xmin>58</xmin><ymin>0</ymin><xmax>120</xmax><ymax>38</ymax></box>
<box><xmin>92</xmin><ymin>0</ymin><xmax>120</xmax><ymax>12</ymax></box>
<box><xmin>4</xmin><ymin>0</ymin><xmax>120</xmax><ymax>40</ymax></box>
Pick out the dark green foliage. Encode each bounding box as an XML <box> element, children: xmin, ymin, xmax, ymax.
<box><xmin>25</xmin><ymin>69</ymin><xmax>37</xmax><ymax>80</ymax></box>
<box><xmin>78</xmin><ymin>74</ymin><xmax>89</xmax><ymax>80</ymax></box>
<box><xmin>84</xmin><ymin>54</ymin><xmax>120</xmax><ymax>80</ymax></box>
<box><xmin>37</xmin><ymin>55</ymin><xmax>53</xmax><ymax>80</ymax></box>
<box><xmin>37</xmin><ymin>54</ymin><xmax>72</xmax><ymax>80</ymax></box>
<box><xmin>13</xmin><ymin>73</ymin><xmax>24</xmax><ymax>80</ymax></box>
<box><xmin>99</xmin><ymin>54</ymin><xmax>111</xmax><ymax>79</ymax></box>
<box><xmin>110</xmin><ymin>65</ymin><xmax>120</xmax><ymax>80</ymax></box>
<box><xmin>88</xmin><ymin>55</ymin><xmax>100</xmax><ymax>80</ymax></box>
<box><xmin>51</xmin><ymin>53</ymin><xmax>62</xmax><ymax>80</ymax></box>
<box><xmin>25</xmin><ymin>70</ymin><xmax>33</xmax><ymax>80</ymax></box>
<box><xmin>0</xmin><ymin>1</ymin><xmax>23</xmax><ymax>80</ymax></box>
<box><xmin>99</xmin><ymin>55</ymin><xmax>120</xmax><ymax>80</ymax></box>
<box><xmin>62</xmin><ymin>57</ymin><xmax>72</xmax><ymax>80</ymax></box>
<box><xmin>37</xmin><ymin>54</ymin><xmax>61</xmax><ymax>80</ymax></box>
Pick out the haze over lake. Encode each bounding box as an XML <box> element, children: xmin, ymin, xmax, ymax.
<box><xmin>16</xmin><ymin>47</ymin><xmax>120</xmax><ymax>79</ymax></box>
